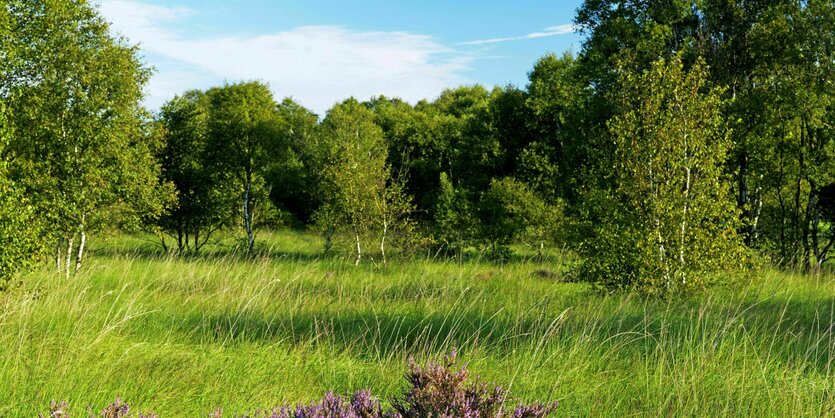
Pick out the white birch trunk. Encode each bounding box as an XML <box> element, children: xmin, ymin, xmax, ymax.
<box><xmin>355</xmin><ymin>233</ymin><xmax>362</xmax><ymax>266</ymax></box>
<box><xmin>65</xmin><ymin>236</ymin><xmax>74</xmax><ymax>279</ymax></box>
<box><xmin>678</xmin><ymin>94</ymin><xmax>690</xmax><ymax>286</ymax></box>
<box><xmin>380</xmin><ymin>220</ymin><xmax>388</xmax><ymax>265</ymax></box>
<box><xmin>75</xmin><ymin>224</ymin><xmax>86</xmax><ymax>274</ymax></box>
<box><xmin>752</xmin><ymin>184</ymin><xmax>763</xmax><ymax>245</ymax></box>
<box><xmin>243</xmin><ymin>181</ymin><xmax>254</xmax><ymax>252</ymax></box>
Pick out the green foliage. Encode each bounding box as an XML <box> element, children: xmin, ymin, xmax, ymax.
<box><xmin>580</xmin><ymin>56</ymin><xmax>746</xmax><ymax>295</ymax></box>
<box><xmin>0</xmin><ymin>6</ymin><xmax>39</xmax><ymax>286</ymax></box>
<box><xmin>2</xmin><ymin>0</ymin><xmax>163</xmax><ymax>276</ymax></box>
<box><xmin>433</xmin><ymin>172</ymin><xmax>476</xmax><ymax>254</ymax></box>
<box><xmin>524</xmin><ymin>53</ymin><xmax>584</xmax><ymax>200</ymax></box>
<box><xmin>155</xmin><ymin>91</ymin><xmax>236</xmax><ymax>253</ymax></box>
<box><xmin>268</xmin><ymin>98</ymin><xmax>320</xmax><ymax>225</ymax></box>
<box><xmin>478</xmin><ymin>178</ymin><xmax>563</xmax><ymax>259</ymax></box>
<box><xmin>0</xmin><ymin>107</ymin><xmax>42</xmax><ymax>287</ymax></box>
<box><xmin>575</xmin><ymin>0</ymin><xmax>835</xmax><ymax>274</ymax></box>
<box><xmin>205</xmin><ymin>81</ymin><xmax>284</xmax><ymax>252</ymax></box>
<box><xmin>313</xmin><ymin>99</ymin><xmax>406</xmax><ymax>263</ymax></box>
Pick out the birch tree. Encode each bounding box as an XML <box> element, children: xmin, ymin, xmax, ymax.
<box><xmin>581</xmin><ymin>56</ymin><xmax>745</xmax><ymax>295</ymax></box>
<box><xmin>314</xmin><ymin>99</ymin><xmax>389</xmax><ymax>264</ymax></box>
<box><xmin>206</xmin><ymin>82</ymin><xmax>283</xmax><ymax>253</ymax></box>
<box><xmin>3</xmin><ymin>0</ymin><xmax>164</xmax><ymax>277</ymax></box>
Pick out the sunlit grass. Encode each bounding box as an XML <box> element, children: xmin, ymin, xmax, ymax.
<box><xmin>0</xmin><ymin>231</ymin><xmax>833</xmax><ymax>416</ymax></box>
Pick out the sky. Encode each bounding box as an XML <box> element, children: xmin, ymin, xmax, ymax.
<box><xmin>97</xmin><ymin>0</ymin><xmax>586</xmax><ymax>115</ymax></box>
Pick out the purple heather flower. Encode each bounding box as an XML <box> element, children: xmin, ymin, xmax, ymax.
<box><xmin>100</xmin><ymin>397</ymin><xmax>130</xmax><ymax>418</ymax></box>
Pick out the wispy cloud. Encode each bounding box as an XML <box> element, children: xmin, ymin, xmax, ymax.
<box><xmin>460</xmin><ymin>24</ymin><xmax>577</xmax><ymax>46</ymax></box>
<box><xmin>98</xmin><ymin>0</ymin><xmax>474</xmax><ymax>114</ymax></box>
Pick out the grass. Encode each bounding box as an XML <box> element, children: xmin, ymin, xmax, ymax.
<box><xmin>1</xmin><ymin>230</ymin><xmax>834</xmax><ymax>416</ymax></box>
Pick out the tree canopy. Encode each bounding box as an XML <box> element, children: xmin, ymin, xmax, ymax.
<box><xmin>3</xmin><ymin>0</ymin><xmax>835</xmax><ymax>295</ymax></box>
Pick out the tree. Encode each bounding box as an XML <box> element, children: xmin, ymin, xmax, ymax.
<box><xmin>206</xmin><ymin>81</ymin><xmax>284</xmax><ymax>253</ymax></box>
<box><xmin>155</xmin><ymin>90</ymin><xmax>236</xmax><ymax>254</ymax></box>
<box><xmin>373</xmin><ymin>164</ymin><xmax>415</xmax><ymax>264</ymax></box>
<box><xmin>433</xmin><ymin>172</ymin><xmax>476</xmax><ymax>255</ymax></box>
<box><xmin>268</xmin><ymin>98</ymin><xmax>320</xmax><ymax>225</ymax></box>
<box><xmin>369</xmin><ymin>96</ymin><xmax>456</xmax><ymax>220</ymax></box>
<box><xmin>314</xmin><ymin>99</ymin><xmax>390</xmax><ymax>264</ymax></box>
<box><xmin>0</xmin><ymin>70</ymin><xmax>42</xmax><ymax>287</ymax></box>
<box><xmin>752</xmin><ymin>1</ymin><xmax>835</xmax><ymax>272</ymax></box>
<box><xmin>433</xmin><ymin>86</ymin><xmax>502</xmax><ymax>195</ymax></box>
<box><xmin>574</xmin><ymin>0</ymin><xmax>835</xmax><ymax>271</ymax></box>
<box><xmin>3</xmin><ymin>0</ymin><xmax>165</xmax><ymax>277</ymax></box>
<box><xmin>581</xmin><ymin>56</ymin><xmax>745</xmax><ymax>295</ymax></box>
<box><xmin>477</xmin><ymin>177</ymin><xmax>562</xmax><ymax>260</ymax></box>
<box><xmin>524</xmin><ymin>53</ymin><xmax>585</xmax><ymax>201</ymax></box>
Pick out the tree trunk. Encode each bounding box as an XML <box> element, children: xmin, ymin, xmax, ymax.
<box><xmin>184</xmin><ymin>220</ymin><xmax>190</xmax><ymax>252</ymax></box>
<box><xmin>324</xmin><ymin>226</ymin><xmax>333</xmax><ymax>254</ymax></box>
<box><xmin>75</xmin><ymin>218</ymin><xmax>86</xmax><ymax>274</ymax></box>
<box><xmin>679</xmin><ymin>146</ymin><xmax>691</xmax><ymax>286</ymax></box>
<box><xmin>355</xmin><ymin>233</ymin><xmax>362</xmax><ymax>266</ymax></box>
<box><xmin>657</xmin><ymin>221</ymin><xmax>670</xmax><ymax>290</ymax></box>
<box><xmin>777</xmin><ymin>133</ymin><xmax>789</xmax><ymax>265</ymax></box>
<box><xmin>750</xmin><ymin>184</ymin><xmax>763</xmax><ymax>247</ymax></box>
<box><xmin>193</xmin><ymin>226</ymin><xmax>200</xmax><ymax>254</ymax></box>
<box><xmin>793</xmin><ymin>177</ymin><xmax>803</xmax><ymax>269</ymax></box>
<box><xmin>801</xmin><ymin>189</ymin><xmax>813</xmax><ymax>274</ymax></box>
<box><xmin>380</xmin><ymin>220</ymin><xmax>388</xmax><ymax>265</ymax></box>
<box><xmin>176</xmin><ymin>222</ymin><xmax>184</xmax><ymax>254</ymax></box>
<box><xmin>65</xmin><ymin>235</ymin><xmax>74</xmax><ymax>279</ymax></box>
<box><xmin>160</xmin><ymin>234</ymin><xmax>169</xmax><ymax>254</ymax></box>
<box><xmin>244</xmin><ymin>180</ymin><xmax>254</xmax><ymax>253</ymax></box>
<box><xmin>808</xmin><ymin>183</ymin><xmax>821</xmax><ymax>275</ymax></box>
<box><xmin>737</xmin><ymin>150</ymin><xmax>750</xmax><ymax>239</ymax></box>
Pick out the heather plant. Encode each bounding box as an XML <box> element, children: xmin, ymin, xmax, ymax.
<box><xmin>39</xmin><ymin>400</ymin><xmax>69</xmax><ymax>418</ymax></box>
<box><xmin>392</xmin><ymin>349</ymin><xmax>557</xmax><ymax>418</ymax></box>
<box><xmin>99</xmin><ymin>397</ymin><xmax>130</xmax><ymax>418</ymax></box>
<box><xmin>243</xmin><ymin>391</ymin><xmax>384</xmax><ymax>418</ymax></box>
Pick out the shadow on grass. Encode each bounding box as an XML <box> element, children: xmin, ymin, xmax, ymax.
<box><xmin>88</xmin><ymin>244</ymin><xmax>332</xmax><ymax>264</ymax></box>
<box><xmin>88</xmin><ymin>241</ymin><xmax>572</xmax><ymax>269</ymax></box>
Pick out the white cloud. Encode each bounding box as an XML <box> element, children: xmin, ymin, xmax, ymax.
<box><xmin>98</xmin><ymin>0</ymin><xmax>474</xmax><ymax>114</ymax></box>
<box><xmin>460</xmin><ymin>24</ymin><xmax>577</xmax><ymax>46</ymax></box>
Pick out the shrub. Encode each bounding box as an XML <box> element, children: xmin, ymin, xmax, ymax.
<box><xmin>392</xmin><ymin>349</ymin><xmax>557</xmax><ymax>418</ymax></box>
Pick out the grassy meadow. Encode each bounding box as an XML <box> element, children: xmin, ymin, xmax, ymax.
<box><xmin>1</xmin><ymin>231</ymin><xmax>834</xmax><ymax>416</ymax></box>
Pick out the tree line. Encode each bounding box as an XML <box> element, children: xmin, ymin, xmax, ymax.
<box><xmin>1</xmin><ymin>0</ymin><xmax>834</xmax><ymax>295</ymax></box>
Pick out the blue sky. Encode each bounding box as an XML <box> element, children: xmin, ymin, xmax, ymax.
<box><xmin>98</xmin><ymin>0</ymin><xmax>585</xmax><ymax>115</ymax></box>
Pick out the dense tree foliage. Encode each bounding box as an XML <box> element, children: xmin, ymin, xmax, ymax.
<box><xmin>574</xmin><ymin>0</ymin><xmax>835</xmax><ymax>276</ymax></box>
<box><xmin>580</xmin><ymin>56</ymin><xmax>745</xmax><ymax>294</ymax></box>
<box><xmin>3</xmin><ymin>0</ymin><xmax>835</xmax><ymax>295</ymax></box>
<box><xmin>155</xmin><ymin>91</ymin><xmax>235</xmax><ymax>254</ymax></box>
<box><xmin>205</xmin><ymin>82</ymin><xmax>284</xmax><ymax>253</ymax></box>
<box><xmin>1</xmin><ymin>0</ymin><xmax>166</xmax><ymax>278</ymax></box>
<box><xmin>0</xmin><ymin>5</ymin><xmax>41</xmax><ymax>286</ymax></box>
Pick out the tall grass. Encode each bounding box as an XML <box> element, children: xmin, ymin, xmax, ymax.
<box><xmin>1</xmin><ymin>231</ymin><xmax>833</xmax><ymax>416</ymax></box>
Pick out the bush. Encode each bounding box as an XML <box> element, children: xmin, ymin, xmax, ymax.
<box><xmin>477</xmin><ymin>178</ymin><xmax>562</xmax><ymax>260</ymax></box>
